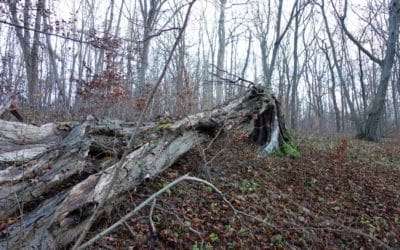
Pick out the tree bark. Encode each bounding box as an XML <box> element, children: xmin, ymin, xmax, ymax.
<box><xmin>43</xmin><ymin>0</ymin><xmax>66</xmax><ymax>108</ymax></box>
<box><xmin>7</xmin><ymin>0</ymin><xmax>43</xmax><ymax>108</ymax></box>
<box><xmin>337</xmin><ymin>0</ymin><xmax>400</xmax><ymax>140</ymax></box>
<box><xmin>325</xmin><ymin>50</ymin><xmax>341</xmax><ymax>132</ymax></box>
<box><xmin>216</xmin><ymin>0</ymin><xmax>227</xmax><ymax>105</ymax></box>
<box><xmin>0</xmin><ymin>86</ymin><xmax>288</xmax><ymax>249</ymax></box>
<box><xmin>136</xmin><ymin>0</ymin><xmax>165</xmax><ymax>97</ymax></box>
<box><xmin>290</xmin><ymin>0</ymin><xmax>300</xmax><ymax>129</ymax></box>
<box><xmin>363</xmin><ymin>0</ymin><xmax>400</xmax><ymax>141</ymax></box>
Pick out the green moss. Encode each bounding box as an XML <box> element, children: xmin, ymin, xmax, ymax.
<box><xmin>271</xmin><ymin>141</ymin><xmax>301</xmax><ymax>158</ymax></box>
<box><xmin>155</xmin><ymin>122</ymin><xmax>172</xmax><ymax>132</ymax></box>
<box><xmin>282</xmin><ymin>142</ymin><xmax>301</xmax><ymax>158</ymax></box>
<box><xmin>155</xmin><ymin>115</ymin><xmax>173</xmax><ymax>132</ymax></box>
<box><xmin>272</xmin><ymin>148</ymin><xmax>285</xmax><ymax>157</ymax></box>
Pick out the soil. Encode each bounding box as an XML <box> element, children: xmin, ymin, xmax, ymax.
<box><xmin>87</xmin><ymin>131</ymin><xmax>400</xmax><ymax>249</ymax></box>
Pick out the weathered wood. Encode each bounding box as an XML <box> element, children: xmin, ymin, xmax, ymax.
<box><xmin>0</xmin><ymin>123</ymin><xmax>89</xmax><ymax>217</ymax></box>
<box><xmin>0</xmin><ymin>98</ymin><xmax>24</xmax><ymax>122</ymax></box>
<box><xmin>0</xmin><ymin>86</ymin><xmax>288</xmax><ymax>249</ymax></box>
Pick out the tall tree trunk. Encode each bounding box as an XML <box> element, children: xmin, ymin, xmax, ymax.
<box><xmin>95</xmin><ymin>3</ymin><xmax>110</xmax><ymax>74</ymax></box>
<box><xmin>358</xmin><ymin>49</ymin><xmax>368</xmax><ymax>117</ymax></box>
<box><xmin>290</xmin><ymin>1</ymin><xmax>300</xmax><ymax>129</ymax></box>
<box><xmin>240</xmin><ymin>31</ymin><xmax>252</xmax><ymax>95</ymax></box>
<box><xmin>265</xmin><ymin>0</ymin><xmax>284</xmax><ymax>89</ymax></box>
<box><xmin>320</xmin><ymin>0</ymin><xmax>362</xmax><ymax>133</ymax></box>
<box><xmin>394</xmin><ymin>64</ymin><xmax>400</xmax><ymax>127</ymax></box>
<box><xmin>7</xmin><ymin>0</ymin><xmax>42</xmax><ymax>109</ymax></box>
<box><xmin>265</xmin><ymin>0</ymin><xmax>299</xmax><ymax>89</ymax></box>
<box><xmin>175</xmin><ymin>36</ymin><xmax>185</xmax><ymax>115</ymax></box>
<box><xmin>325</xmin><ymin>50</ymin><xmax>341</xmax><ymax>132</ymax></box>
<box><xmin>43</xmin><ymin>0</ymin><xmax>66</xmax><ymax>109</ymax></box>
<box><xmin>260</xmin><ymin>37</ymin><xmax>269</xmax><ymax>84</ymax></box>
<box><xmin>137</xmin><ymin>0</ymin><xmax>164</xmax><ymax>97</ymax></box>
<box><xmin>216</xmin><ymin>0</ymin><xmax>226</xmax><ymax>105</ymax></box>
<box><xmin>364</xmin><ymin>0</ymin><xmax>400</xmax><ymax>140</ymax></box>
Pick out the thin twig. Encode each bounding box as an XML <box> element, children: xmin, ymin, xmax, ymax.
<box><xmin>72</xmin><ymin>1</ymin><xmax>197</xmax><ymax>249</ymax></box>
<box><xmin>209</xmin><ymin>64</ymin><xmax>255</xmax><ymax>87</ymax></box>
<box><xmin>301</xmin><ymin>214</ymin><xmax>392</xmax><ymax>248</ymax></box>
<box><xmin>278</xmin><ymin>191</ymin><xmax>393</xmax><ymax>249</ymax></box>
<box><xmin>122</xmin><ymin>220</ymin><xmax>136</xmax><ymax>240</ymax></box>
<box><xmin>77</xmin><ymin>174</ymin><xmax>277</xmax><ymax>249</ymax></box>
<box><xmin>76</xmin><ymin>174</ymin><xmax>190</xmax><ymax>249</ymax></box>
<box><xmin>149</xmin><ymin>198</ymin><xmax>157</xmax><ymax>235</ymax></box>
<box><xmin>181</xmin><ymin>110</ymin><xmax>231</xmax><ymax>181</ymax></box>
<box><xmin>155</xmin><ymin>205</ymin><xmax>205</xmax><ymax>249</ymax></box>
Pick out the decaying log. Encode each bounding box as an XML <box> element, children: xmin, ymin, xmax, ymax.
<box><xmin>0</xmin><ymin>97</ymin><xmax>24</xmax><ymax>122</ymax></box>
<box><xmin>0</xmin><ymin>86</ymin><xmax>288</xmax><ymax>249</ymax></box>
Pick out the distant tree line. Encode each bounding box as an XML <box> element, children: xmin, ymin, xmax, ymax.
<box><xmin>0</xmin><ymin>0</ymin><xmax>399</xmax><ymax>141</ymax></box>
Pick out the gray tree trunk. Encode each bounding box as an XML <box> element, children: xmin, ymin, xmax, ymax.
<box><xmin>43</xmin><ymin>0</ymin><xmax>66</xmax><ymax>108</ymax></box>
<box><xmin>358</xmin><ymin>49</ymin><xmax>368</xmax><ymax>117</ymax></box>
<box><xmin>137</xmin><ymin>0</ymin><xmax>165</xmax><ymax>97</ymax></box>
<box><xmin>240</xmin><ymin>31</ymin><xmax>252</xmax><ymax>95</ymax></box>
<box><xmin>324</xmin><ymin>49</ymin><xmax>341</xmax><ymax>132</ymax></box>
<box><xmin>290</xmin><ymin>1</ymin><xmax>300</xmax><ymax>129</ymax></box>
<box><xmin>364</xmin><ymin>0</ymin><xmax>400</xmax><ymax>140</ymax></box>
<box><xmin>265</xmin><ymin>0</ymin><xmax>284</xmax><ymax>89</ymax></box>
<box><xmin>0</xmin><ymin>86</ymin><xmax>288</xmax><ymax>249</ymax></box>
<box><xmin>7</xmin><ymin>0</ymin><xmax>43</xmax><ymax>108</ymax></box>
<box><xmin>216</xmin><ymin>0</ymin><xmax>227</xmax><ymax>105</ymax></box>
<box><xmin>320</xmin><ymin>0</ymin><xmax>363</xmax><ymax>133</ymax></box>
<box><xmin>394</xmin><ymin>64</ymin><xmax>400</xmax><ymax>127</ymax></box>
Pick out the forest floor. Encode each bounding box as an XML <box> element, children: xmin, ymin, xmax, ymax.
<box><xmin>89</xmin><ymin>131</ymin><xmax>400</xmax><ymax>249</ymax></box>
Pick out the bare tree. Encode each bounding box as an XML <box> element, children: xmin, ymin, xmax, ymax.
<box><xmin>290</xmin><ymin>0</ymin><xmax>300</xmax><ymax>129</ymax></box>
<box><xmin>137</xmin><ymin>0</ymin><xmax>166</xmax><ymax>97</ymax></box>
<box><xmin>253</xmin><ymin>0</ymin><xmax>305</xmax><ymax>92</ymax></box>
<box><xmin>336</xmin><ymin>0</ymin><xmax>400</xmax><ymax>141</ymax></box>
<box><xmin>318</xmin><ymin>0</ymin><xmax>363</xmax><ymax>133</ymax></box>
<box><xmin>7</xmin><ymin>0</ymin><xmax>43</xmax><ymax>108</ymax></box>
<box><xmin>321</xmin><ymin>42</ymin><xmax>341</xmax><ymax>132</ymax></box>
<box><xmin>42</xmin><ymin>0</ymin><xmax>66</xmax><ymax>109</ymax></box>
<box><xmin>214</xmin><ymin>0</ymin><xmax>227</xmax><ymax>105</ymax></box>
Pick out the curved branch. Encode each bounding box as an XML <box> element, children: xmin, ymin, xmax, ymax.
<box><xmin>72</xmin><ymin>1</ymin><xmax>198</xmax><ymax>248</ymax></box>
<box><xmin>333</xmin><ymin>0</ymin><xmax>383</xmax><ymax>66</ymax></box>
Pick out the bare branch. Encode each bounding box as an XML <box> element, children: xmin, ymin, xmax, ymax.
<box><xmin>78</xmin><ymin>173</ymin><xmax>277</xmax><ymax>249</ymax></box>
<box><xmin>210</xmin><ymin>64</ymin><xmax>255</xmax><ymax>87</ymax></box>
<box><xmin>149</xmin><ymin>198</ymin><xmax>157</xmax><ymax>235</ymax></box>
<box><xmin>332</xmin><ymin>0</ymin><xmax>383</xmax><ymax>66</ymax></box>
<box><xmin>155</xmin><ymin>205</ymin><xmax>205</xmax><ymax>248</ymax></box>
<box><xmin>72</xmin><ymin>1</ymin><xmax>198</xmax><ymax>249</ymax></box>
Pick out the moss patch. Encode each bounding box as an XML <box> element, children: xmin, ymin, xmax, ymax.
<box><xmin>272</xmin><ymin>142</ymin><xmax>301</xmax><ymax>158</ymax></box>
<box><xmin>156</xmin><ymin>122</ymin><xmax>173</xmax><ymax>132</ymax></box>
<box><xmin>282</xmin><ymin>142</ymin><xmax>301</xmax><ymax>158</ymax></box>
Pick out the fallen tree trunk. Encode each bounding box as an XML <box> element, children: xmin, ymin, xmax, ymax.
<box><xmin>0</xmin><ymin>86</ymin><xmax>289</xmax><ymax>249</ymax></box>
<box><xmin>0</xmin><ymin>96</ymin><xmax>24</xmax><ymax>122</ymax></box>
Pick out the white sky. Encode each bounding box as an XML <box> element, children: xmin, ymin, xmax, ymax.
<box><xmin>1</xmin><ymin>0</ymin><xmax>383</xmax><ymax>111</ymax></box>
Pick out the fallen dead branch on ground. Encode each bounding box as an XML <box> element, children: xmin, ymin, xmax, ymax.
<box><xmin>0</xmin><ymin>85</ymin><xmax>288</xmax><ymax>249</ymax></box>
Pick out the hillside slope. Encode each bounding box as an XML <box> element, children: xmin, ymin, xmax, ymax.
<box><xmin>89</xmin><ymin>132</ymin><xmax>400</xmax><ymax>249</ymax></box>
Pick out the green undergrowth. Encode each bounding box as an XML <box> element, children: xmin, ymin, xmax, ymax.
<box><xmin>272</xmin><ymin>141</ymin><xmax>301</xmax><ymax>158</ymax></box>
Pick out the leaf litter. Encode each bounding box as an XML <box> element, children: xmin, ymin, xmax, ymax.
<box><xmin>90</xmin><ymin>132</ymin><xmax>400</xmax><ymax>249</ymax></box>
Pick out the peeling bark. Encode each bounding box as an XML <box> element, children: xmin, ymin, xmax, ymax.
<box><xmin>0</xmin><ymin>86</ymin><xmax>288</xmax><ymax>249</ymax></box>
